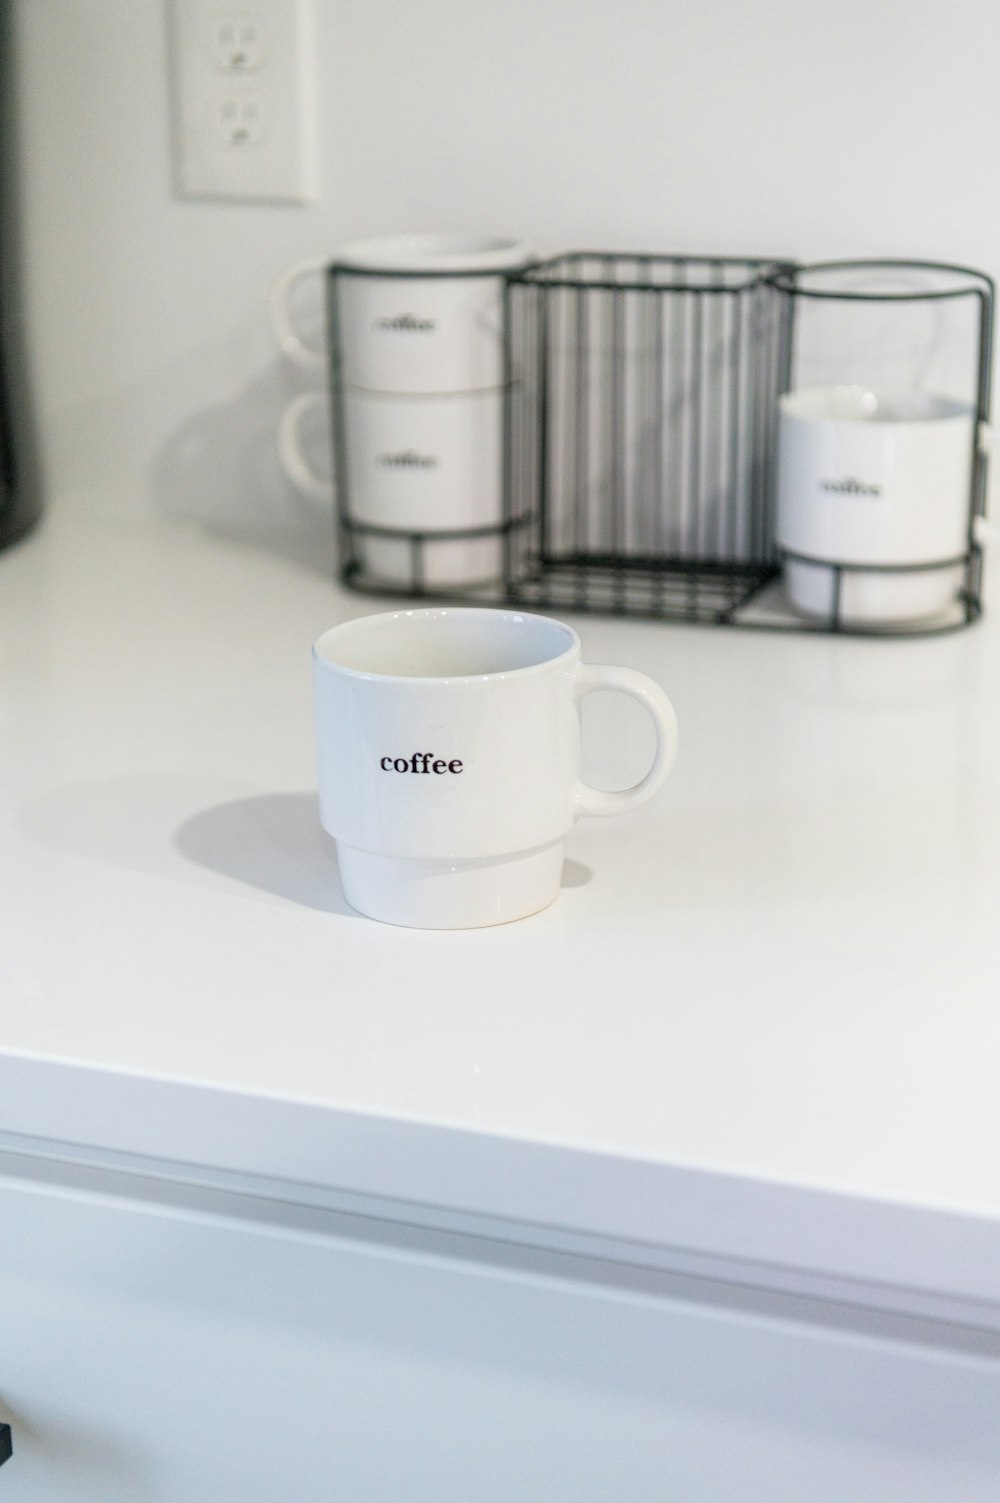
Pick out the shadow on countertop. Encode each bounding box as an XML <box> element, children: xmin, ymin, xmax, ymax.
<box><xmin>149</xmin><ymin>352</ymin><xmax>336</xmax><ymax>578</ymax></box>
<box><xmin>20</xmin><ymin>777</ymin><xmax>591</xmax><ymax>917</ymax></box>
<box><xmin>176</xmin><ymin>791</ymin><xmax>355</xmax><ymax>915</ymax></box>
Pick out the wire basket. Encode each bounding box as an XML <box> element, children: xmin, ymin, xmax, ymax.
<box><xmin>334</xmin><ymin>253</ymin><xmax>993</xmax><ymax>636</ymax></box>
<box><xmin>766</xmin><ymin>260</ymin><xmax>991</xmax><ymax>634</ymax></box>
<box><xmin>499</xmin><ymin>253</ymin><xmax>793</xmax><ymax>625</ymax></box>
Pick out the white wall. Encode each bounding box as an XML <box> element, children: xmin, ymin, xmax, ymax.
<box><xmin>11</xmin><ymin>0</ymin><xmax>1000</xmax><ymax>550</ymax></box>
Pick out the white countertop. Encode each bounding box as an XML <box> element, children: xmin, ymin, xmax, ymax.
<box><xmin>2</xmin><ymin>507</ymin><xmax>1000</xmax><ymax>1312</ymax></box>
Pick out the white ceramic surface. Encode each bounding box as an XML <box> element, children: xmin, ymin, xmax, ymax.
<box><xmin>312</xmin><ymin>607</ymin><xmax>679</xmax><ymax>928</ymax></box>
<box><xmin>269</xmin><ymin>234</ymin><xmax>530</xmax><ymax>391</ymax></box>
<box><xmin>277</xmin><ymin>385</ymin><xmax>507</xmax><ymax>586</ymax></box>
<box><xmin>777</xmin><ymin>385</ymin><xmax>976</xmax><ymax>624</ymax></box>
<box><xmin>5</xmin><ymin>510</ymin><xmax>1000</xmax><ymax>1308</ymax></box>
<box><xmin>781</xmin><ymin>557</ymin><xmax>968</xmax><ymax>627</ymax></box>
<box><xmin>341</xmin><ymin>385</ymin><xmax>503</xmax><ymax>533</ymax></box>
<box><xmin>349</xmin><ymin>531</ymin><xmax>506</xmax><ymax>591</ymax></box>
<box><xmin>272</xmin><ymin>236</ymin><xmax>524</xmax><ymax>588</ymax></box>
<box><xmin>344</xmin><ymin>384</ymin><xmax>505</xmax><ymax>586</ymax></box>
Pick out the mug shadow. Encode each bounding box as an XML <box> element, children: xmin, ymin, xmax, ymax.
<box><xmin>149</xmin><ymin>352</ymin><xmax>335</xmax><ymax>577</ymax></box>
<box><xmin>175</xmin><ymin>791</ymin><xmax>356</xmax><ymax>916</ymax></box>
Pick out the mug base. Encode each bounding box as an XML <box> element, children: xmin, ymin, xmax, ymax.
<box><xmin>336</xmin><ymin>840</ymin><xmax>565</xmax><ymax>929</ymax></box>
<box><xmin>358</xmin><ymin>534</ymin><xmax>505</xmax><ymax>589</ymax></box>
<box><xmin>784</xmin><ymin>558</ymin><xmax>965</xmax><ymax>627</ymax></box>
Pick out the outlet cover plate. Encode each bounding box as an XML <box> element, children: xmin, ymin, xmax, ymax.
<box><xmin>169</xmin><ymin>0</ymin><xmax>318</xmax><ymax>204</ymax></box>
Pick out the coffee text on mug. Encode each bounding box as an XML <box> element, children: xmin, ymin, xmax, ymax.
<box><xmin>380</xmin><ymin>753</ymin><xmax>464</xmax><ymax>775</ymax></box>
<box><xmin>820</xmin><ymin>478</ymin><xmax>882</xmax><ymax>496</ymax></box>
<box><xmin>373</xmin><ymin>314</ymin><xmax>436</xmax><ymax>332</ymax></box>
<box><xmin>378</xmin><ymin>450</ymin><xmax>438</xmax><ymax>469</ymax></box>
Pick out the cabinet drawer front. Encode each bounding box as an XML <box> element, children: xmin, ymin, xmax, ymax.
<box><xmin>2</xmin><ymin>1173</ymin><xmax>1000</xmax><ymax>1502</ymax></box>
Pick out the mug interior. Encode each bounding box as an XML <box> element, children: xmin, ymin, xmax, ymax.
<box><xmin>315</xmin><ymin>609</ymin><xmax>576</xmax><ymax>679</ymax></box>
<box><xmin>781</xmin><ymin>385</ymin><xmax>973</xmax><ymax>424</ymax></box>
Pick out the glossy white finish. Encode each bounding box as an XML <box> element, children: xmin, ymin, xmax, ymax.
<box><xmin>336</xmin><ymin>840</ymin><xmax>567</xmax><ymax>928</ymax></box>
<box><xmin>269</xmin><ymin>236</ymin><xmax>530</xmax><ymax>386</ymax></box>
<box><xmin>7</xmin><ymin>1169</ymin><xmax>1000</xmax><ymax>1503</ymax></box>
<box><xmin>267</xmin><ymin>255</ymin><xmax>330</xmax><ymax>370</ymax></box>
<box><xmin>312</xmin><ymin>608</ymin><xmax>678</xmax><ymax>926</ymax></box>
<box><xmin>1</xmin><ymin>508</ymin><xmax>1000</xmax><ymax>1306</ymax></box>
<box><xmin>777</xmin><ymin>385</ymin><xmax>975</xmax><ymax>624</ymax></box>
<box><xmin>341</xmin><ymin>385</ymin><xmax>503</xmax><ymax>528</ymax></box>
<box><xmin>275</xmin><ymin>388</ymin><xmax>330</xmax><ymax>499</ymax></box>
<box><xmin>275</xmin><ymin>389</ymin><xmax>506</xmax><ymax>584</ymax></box>
<box><xmin>271</xmin><ymin>236</ymin><xmax>528</xmax><ymax>589</ymax></box>
<box><xmin>334</xmin><ymin>234</ymin><xmax>530</xmax><ymax>393</ymax></box>
<box><xmin>354</xmin><ymin>530</ymin><xmax>505</xmax><ymax>591</ymax></box>
<box><xmin>782</xmin><ymin>556</ymin><xmax>968</xmax><ymax>627</ymax></box>
<box><xmin>571</xmin><ymin>661</ymin><xmax>679</xmax><ymax>818</ymax></box>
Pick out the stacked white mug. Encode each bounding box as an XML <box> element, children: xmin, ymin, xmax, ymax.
<box><xmin>270</xmin><ymin>233</ymin><xmax>531</xmax><ymax>588</ymax></box>
<box><xmin>768</xmin><ymin>259</ymin><xmax>991</xmax><ymax>629</ymax></box>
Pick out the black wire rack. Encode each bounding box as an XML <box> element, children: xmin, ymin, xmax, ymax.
<box><xmin>332</xmin><ymin>253</ymin><xmax>993</xmax><ymax>636</ymax></box>
<box><xmin>499</xmin><ymin>253</ymin><xmax>792</xmax><ymax>627</ymax></box>
<box><xmin>765</xmin><ymin>260</ymin><xmax>991</xmax><ymax>635</ymax></box>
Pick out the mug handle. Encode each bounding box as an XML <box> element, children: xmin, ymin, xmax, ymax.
<box><xmin>573</xmin><ymin>664</ymin><xmax>679</xmax><ymax>818</ymax></box>
<box><xmin>268</xmin><ymin>256</ymin><xmax>329</xmax><ymax>370</ymax></box>
<box><xmin>278</xmin><ymin>391</ymin><xmax>334</xmax><ymax>501</ymax></box>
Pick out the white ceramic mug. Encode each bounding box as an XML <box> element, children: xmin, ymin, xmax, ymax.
<box><xmin>342</xmin><ymin>386</ymin><xmax>502</xmax><ymax>530</ymax></box>
<box><xmin>271</xmin><ymin>233</ymin><xmax>530</xmax><ymax>587</ymax></box>
<box><xmin>776</xmin><ymin>384</ymin><xmax>977</xmax><ymax>625</ymax></box>
<box><xmin>312</xmin><ymin>607</ymin><xmax>679</xmax><ymax>928</ymax></box>
<box><xmin>269</xmin><ymin>232</ymin><xmax>531</xmax><ymax>393</ymax></box>
<box><xmin>277</xmin><ymin>386</ymin><xmax>506</xmax><ymax>587</ymax></box>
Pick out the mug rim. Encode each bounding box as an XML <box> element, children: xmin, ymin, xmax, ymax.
<box><xmin>332</xmin><ymin>233</ymin><xmax>531</xmax><ymax>276</ymax></box>
<box><xmin>313</xmin><ymin>607</ymin><xmax>580</xmax><ymax>685</ymax></box>
<box><xmin>779</xmin><ymin>384</ymin><xmax>974</xmax><ymax>424</ymax></box>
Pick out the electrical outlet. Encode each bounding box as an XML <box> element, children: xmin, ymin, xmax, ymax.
<box><xmin>216</xmin><ymin>92</ymin><xmax>265</xmax><ymax>146</ymax></box>
<box><xmin>169</xmin><ymin>0</ymin><xmax>317</xmax><ymax>203</ymax></box>
<box><xmin>213</xmin><ymin>12</ymin><xmax>265</xmax><ymax>71</ymax></box>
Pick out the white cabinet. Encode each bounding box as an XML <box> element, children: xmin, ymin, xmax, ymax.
<box><xmin>3</xmin><ymin>1163</ymin><xmax>1000</xmax><ymax>1502</ymax></box>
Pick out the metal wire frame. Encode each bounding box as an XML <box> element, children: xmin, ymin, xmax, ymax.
<box><xmin>329</xmin><ymin>254</ymin><xmax>993</xmax><ymax>638</ymax></box>
<box><xmin>499</xmin><ymin>253</ymin><xmax>793</xmax><ymax>627</ymax></box>
<box><xmin>325</xmin><ymin>256</ymin><xmax>519</xmax><ymax>595</ymax></box>
<box><xmin>764</xmin><ymin>260</ymin><xmax>993</xmax><ymax>635</ymax></box>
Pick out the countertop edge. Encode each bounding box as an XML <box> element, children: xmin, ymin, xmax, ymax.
<box><xmin>2</xmin><ymin>1051</ymin><xmax>998</xmax><ymax>1320</ymax></box>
